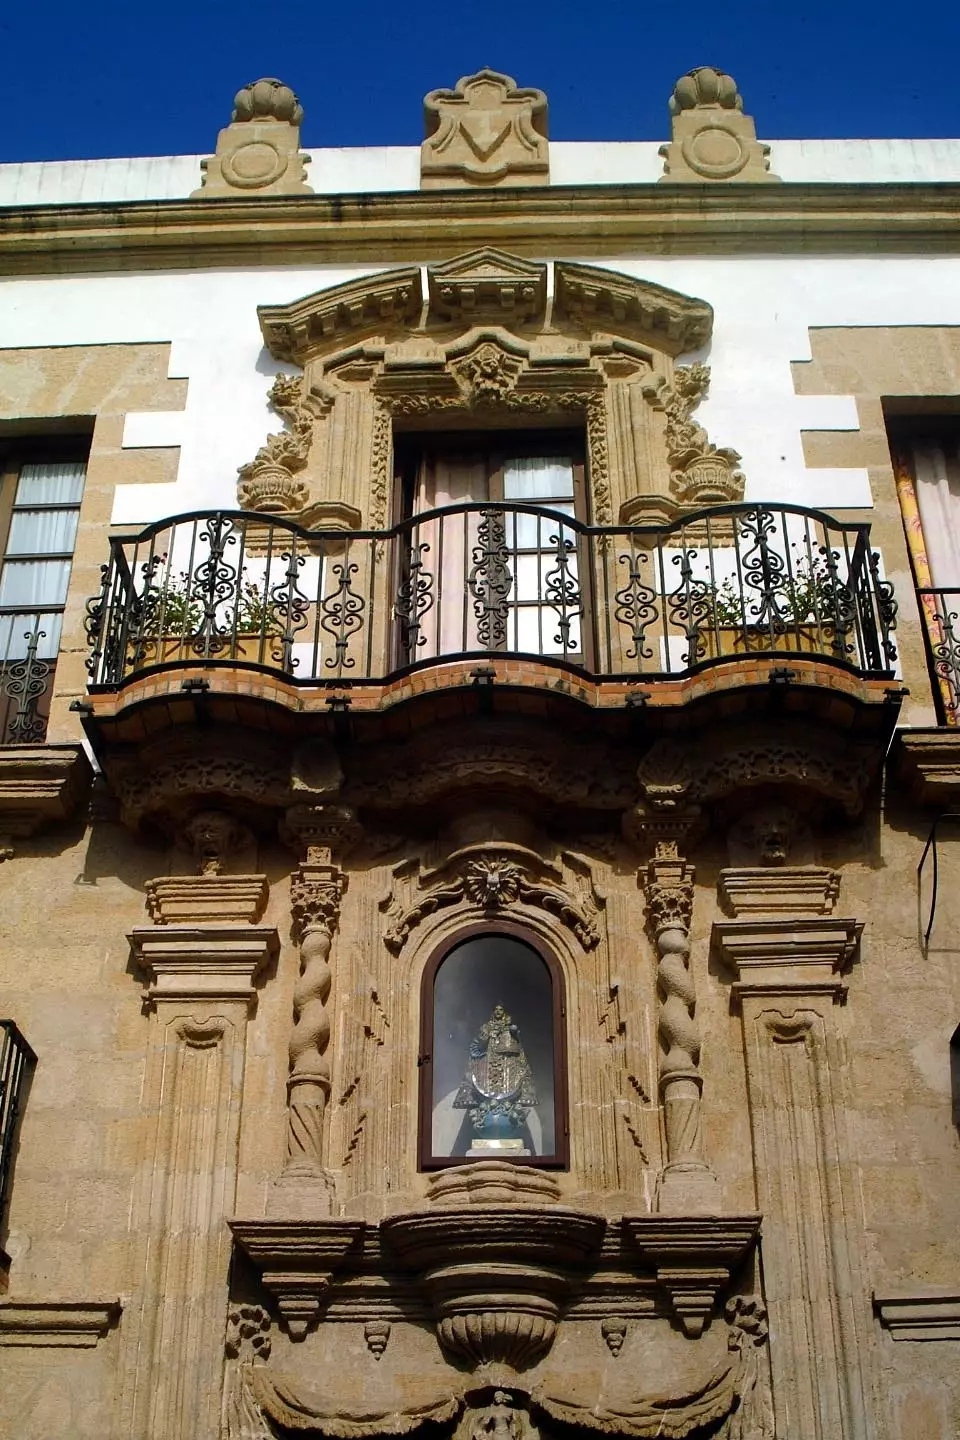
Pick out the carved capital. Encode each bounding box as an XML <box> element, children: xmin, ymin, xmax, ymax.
<box><xmin>290</xmin><ymin>864</ymin><xmax>344</xmax><ymax>937</ymax></box>
<box><xmin>130</xmin><ymin>925</ymin><xmax>279</xmax><ymax>1006</ymax></box>
<box><xmin>644</xmin><ymin>859</ymin><xmax>695</xmax><ymax>935</ymax></box>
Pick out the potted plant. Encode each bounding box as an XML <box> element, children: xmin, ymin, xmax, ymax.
<box><xmin>691</xmin><ymin>558</ymin><xmax>855</xmax><ymax>662</ymax></box>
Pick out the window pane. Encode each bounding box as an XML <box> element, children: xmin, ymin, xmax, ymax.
<box><xmin>504</xmin><ymin>456</ymin><xmax>574</xmax><ymax>500</ymax></box>
<box><xmin>431</xmin><ymin>934</ymin><xmax>556</xmax><ymax>1159</ymax></box>
<box><xmin>0</xmin><ymin>611</ymin><xmax>61</xmax><ymax>660</ymax></box>
<box><xmin>15</xmin><ymin>461</ymin><xmax>86</xmax><ymax>506</ymax></box>
<box><xmin>7</xmin><ymin>508</ymin><xmax>79</xmax><ymax>555</ymax></box>
<box><xmin>0</xmin><ymin>559</ymin><xmax>71</xmax><ymax>607</ymax></box>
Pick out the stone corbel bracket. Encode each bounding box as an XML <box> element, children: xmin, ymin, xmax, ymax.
<box><xmin>230</xmin><ymin>1220</ymin><xmax>365</xmax><ymax>1339</ymax></box>
<box><xmin>623</xmin><ymin>1214</ymin><xmax>761</xmax><ymax>1337</ymax></box>
<box><xmin>0</xmin><ymin>742</ymin><xmax>92</xmax><ymax>860</ymax></box>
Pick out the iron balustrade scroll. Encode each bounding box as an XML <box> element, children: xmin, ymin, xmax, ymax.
<box><xmin>84</xmin><ymin>503</ymin><xmax>898</xmax><ymax>692</ymax></box>
<box><xmin>917</xmin><ymin>588</ymin><xmax>960</xmax><ymax>725</ymax></box>
<box><xmin>0</xmin><ymin>1020</ymin><xmax>36</xmax><ymax>1233</ymax></box>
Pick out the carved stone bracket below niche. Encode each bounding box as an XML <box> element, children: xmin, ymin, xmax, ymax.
<box><xmin>381</xmin><ymin>1165</ymin><xmax>605</xmax><ymax>1370</ymax></box>
<box><xmin>229</xmin><ymin>1220</ymin><xmax>365</xmax><ymax>1340</ymax></box>
<box><xmin>623</xmin><ymin>1215</ymin><xmax>762</xmax><ymax>1338</ymax></box>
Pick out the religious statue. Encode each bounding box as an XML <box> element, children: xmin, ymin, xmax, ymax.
<box><xmin>454</xmin><ymin>1004</ymin><xmax>538</xmax><ymax>1156</ymax></box>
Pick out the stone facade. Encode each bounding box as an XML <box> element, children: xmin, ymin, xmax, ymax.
<box><xmin>0</xmin><ymin>68</ymin><xmax>959</xmax><ymax>1440</ymax></box>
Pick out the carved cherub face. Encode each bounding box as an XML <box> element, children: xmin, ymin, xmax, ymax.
<box><xmin>728</xmin><ymin>803</ymin><xmax>810</xmax><ymax>868</ymax></box>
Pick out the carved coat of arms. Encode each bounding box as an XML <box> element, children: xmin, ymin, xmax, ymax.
<box><xmin>422</xmin><ymin>70</ymin><xmax>549</xmax><ymax>188</ymax></box>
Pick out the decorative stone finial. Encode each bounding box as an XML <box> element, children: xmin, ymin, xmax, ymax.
<box><xmin>232</xmin><ymin>77</ymin><xmax>304</xmax><ymax>125</ymax></box>
<box><xmin>193</xmin><ymin>77</ymin><xmax>312</xmax><ymax>199</ymax></box>
<box><xmin>659</xmin><ymin>66</ymin><xmax>779</xmax><ymax>183</ymax></box>
<box><xmin>421</xmin><ymin>69</ymin><xmax>549</xmax><ymax>189</ymax></box>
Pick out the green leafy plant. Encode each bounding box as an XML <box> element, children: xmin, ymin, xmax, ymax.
<box><xmin>701</xmin><ymin>558</ymin><xmax>848</xmax><ymax>631</ymax></box>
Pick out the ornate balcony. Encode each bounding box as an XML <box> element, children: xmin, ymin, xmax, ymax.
<box><xmin>77</xmin><ymin>501</ymin><xmax>902</xmax><ymax>839</ymax></box>
<box><xmin>85</xmin><ymin>501</ymin><xmax>897</xmax><ymax>699</ymax></box>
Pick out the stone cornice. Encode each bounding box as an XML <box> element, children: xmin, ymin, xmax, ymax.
<box><xmin>873</xmin><ymin>1288</ymin><xmax>960</xmax><ymax>1340</ymax></box>
<box><xmin>0</xmin><ymin>1299</ymin><xmax>121</xmax><ymax>1347</ymax></box>
<box><xmin>129</xmin><ymin>924</ymin><xmax>279</xmax><ymax>1004</ymax></box>
<box><xmin>7</xmin><ymin>183</ymin><xmax>960</xmax><ymax>276</ymax></box>
<box><xmin>891</xmin><ymin>727</ymin><xmax>960</xmax><ymax>807</ymax></box>
<box><xmin>712</xmin><ymin>916</ymin><xmax>862</xmax><ymax>1001</ymax></box>
<box><xmin>0</xmin><ymin>743</ymin><xmax>92</xmax><ymax>840</ymax></box>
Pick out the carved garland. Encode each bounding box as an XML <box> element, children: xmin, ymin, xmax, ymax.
<box><xmin>228</xmin><ymin>1296</ymin><xmax>771</xmax><ymax>1439</ymax></box>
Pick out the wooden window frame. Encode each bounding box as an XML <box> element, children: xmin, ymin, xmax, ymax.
<box><xmin>417</xmin><ymin>921</ymin><xmax>570</xmax><ymax>1171</ymax></box>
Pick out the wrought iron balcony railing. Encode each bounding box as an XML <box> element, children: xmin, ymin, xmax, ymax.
<box><xmin>0</xmin><ymin>613</ymin><xmax>56</xmax><ymax>745</ymax></box>
<box><xmin>918</xmin><ymin>588</ymin><xmax>960</xmax><ymax>724</ymax></box>
<box><xmin>84</xmin><ymin>502</ymin><xmax>898</xmax><ymax>693</ymax></box>
<box><xmin>0</xmin><ymin>1020</ymin><xmax>35</xmax><ymax>1232</ymax></box>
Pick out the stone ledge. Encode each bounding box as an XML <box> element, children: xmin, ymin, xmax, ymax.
<box><xmin>0</xmin><ymin>743</ymin><xmax>92</xmax><ymax>844</ymax></box>
<box><xmin>0</xmin><ymin>1299</ymin><xmax>121</xmax><ymax>1346</ymax></box>
<box><xmin>873</xmin><ymin>1289</ymin><xmax>960</xmax><ymax>1340</ymax></box>
<box><xmin>892</xmin><ymin>727</ymin><xmax>960</xmax><ymax>807</ymax></box>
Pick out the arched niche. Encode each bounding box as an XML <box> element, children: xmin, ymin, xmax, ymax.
<box><xmin>418</xmin><ymin>924</ymin><xmax>569</xmax><ymax>1168</ymax></box>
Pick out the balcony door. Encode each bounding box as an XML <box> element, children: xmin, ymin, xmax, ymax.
<box><xmin>394</xmin><ymin>433</ymin><xmax>588</xmax><ymax>665</ymax></box>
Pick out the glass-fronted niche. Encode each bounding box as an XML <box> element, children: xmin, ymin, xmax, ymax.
<box><xmin>419</xmin><ymin>929</ymin><xmax>567</xmax><ymax>1167</ymax></box>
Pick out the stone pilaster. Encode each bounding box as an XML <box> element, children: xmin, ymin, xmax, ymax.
<box><xmin>713</xmin><ymin>869</ymin><xmax>876</xmax><ymax>1440</ymax></box>
<box><xmin>122</xmin><ymin>873</ymin><xmax>278</xmax><ymax>1440</ymax></box>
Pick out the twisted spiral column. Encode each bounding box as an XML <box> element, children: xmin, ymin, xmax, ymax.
<box><xmin>644</xmin><ymin>852</ymin><xmax>720</xmax><ymax>1211</ymax></box>
<box><xmin>284</xmin><ymin>862</ymin><xmax>343</xmax><ymax>1180</ymax></box>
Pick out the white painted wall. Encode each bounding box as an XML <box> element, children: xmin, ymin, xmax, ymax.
<box><xmin>4</xmin><ymin>254</ymin><xmax>960</xmax><ymax>526</ymax></box>
<box><xmin>3</xmin><ymin>137</ymin><xmax>960</xmax><ymax>205</ymax></box>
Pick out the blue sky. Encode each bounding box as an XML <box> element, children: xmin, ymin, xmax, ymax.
<box><xmin>4</xmin><ymin>0</ymin><xmax>960</xmax><ymax>163</ymax></box>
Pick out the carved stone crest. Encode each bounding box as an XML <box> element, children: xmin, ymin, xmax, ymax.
<box><xmin>422</xmin><ymin>70</ymin><xmax>549</xmax><ymax>188</ymax></box>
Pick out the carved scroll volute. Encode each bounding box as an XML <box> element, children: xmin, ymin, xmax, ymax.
<box><xmin>278</xmin><ymin>804</ymin><xmax>360</xmax><ymax>1206</ymax></box>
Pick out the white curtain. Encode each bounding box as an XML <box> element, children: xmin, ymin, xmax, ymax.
<box><xmin>15</xmin><ymin>461</ymin><xmax>86</xmax><ymax>506</ymax></box>
<box><xmin>413</xmin><ymin>452</ymin><xmax>489</xmax><ymax>656</ymax></box>
<box><xmin>912</xmin><ymin>438</ymin><xmax>960</xmax><ymax>587</ymax></box>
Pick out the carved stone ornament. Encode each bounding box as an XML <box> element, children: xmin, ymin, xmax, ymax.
<box><xmin>632</xmin><ymin>723</ymin><xmax>878</xmax><ymax>822</ymax></box>
<box><xmin>381</xmin><ymin>842</ymin><xmax>602</xmax><ymax>953</ymax></box>
<box><xmin>228</xmin><ymin>1296</ymin><xmax>772</xmax><ymax>1438</ymax></box>
<box><xmin>421</xmin><ymin>69</ymin><xmax>549</xmax><ymax>189</ymax></box>
<box><xmin>718</xmin><ymin>866</ymin><xmax>841</xmax><ymax>917</ymax></box>
<box><xmin>659</xmin><ymin>67</ymin><xmax>779</xmax><ymax>184</ymax></box>
<box><xmin>626</xmin><ymin>365</ymin><xmax>744</xmax><ymax>521</ymax></box>
<box><xmin>382</xmin><ymin>1163</ymin><xmax>604</xmax><ymax>1368</ymax></box>
<box><xmin>193</xmin><ymin>77</ymin><xmax>313</xmax><ymax>199</ymax></box>
<box><xmin>427</xmin><ymin>249</ymin><xmax>548</xmax><ymax>324</ymax></box>
<box><xmin>250</xmin><ymin>251</ymin><xmax>724</xmax><ymax>532</ymax></box>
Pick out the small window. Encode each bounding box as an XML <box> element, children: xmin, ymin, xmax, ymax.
<box><xmin>0</xmin><ymin>444</ymin><xmax>88</xmax><ymax>743</ymax></box>
<box><xmin>419</xmin><ymin>928</ymin><xmax>568</xmax><ymax>1168</ymax></box>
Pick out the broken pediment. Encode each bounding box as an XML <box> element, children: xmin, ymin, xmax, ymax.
<box><xmin>554</xmin><ymin>262</ymin><xmax>713</xmax><ymax>356</ymax></box>
<box><xmin>426</xmin><ymin>248</ymin><xmax>548</xmax><ymax>326</ymax></box>
<box><xmin>421</xmin><ymin>69</ymin><xmax>549</xmax><ymax>189</ymax></box>
<box><xmin>259</xmin><ymin>268</ymin><xmax>423</xmax><ymax>365</ymax></box>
